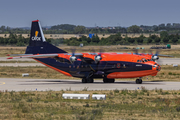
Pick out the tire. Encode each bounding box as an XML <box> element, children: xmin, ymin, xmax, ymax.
<box><xmin>82</xmin><ymin>78</ymin><xmax>87</xmax><ymax>83</ymax></box>
<box><xmin>109</xmin><ymin>79</ymin><xmax>115</xmax><ymax>83</ymax></box>
<box><xmin>103</xmin><ymin>78</ymin><xmax>115</xmax><ymax>83</ymax></box>
<box><xmin>103</xmin><ymin>78</ymin><xmax>108</xmax><ymax>83</ymax></box>
<box><xmin>87</xmin><ymin>78</ymin><xmax>94</xmax><ymax>83</ymax></box>
<box><xmin>136</xmin><ymin>79</ymin><xmax>142</xmax><ymax>84</ymax></box>
<box><xmin>136</xmin><ymin>79</ymin><xmax>139</xmax><ymax>84</ymax></box>
<box><xmin>139</xmin><ymin>79</ymin><xmax>142</xmax><ymax>84</ymax></box>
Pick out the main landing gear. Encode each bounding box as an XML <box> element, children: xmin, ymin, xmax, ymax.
<box><xmin>82</xmin><ymin>78</ymin><xmax>94</xmax><ymax>83</ymax></box>
<box><xmin>136</xmin><ymin>78</ymin><xmax>142</xmax><ymax>84</ymax></box>
<box><xmin>82</xmin><ymin>77</ymin><xmax>115</xmax><ymax>83</ymax></box>
<box><xmin>103</xmin><ymin>78</ymin><xmax>115</xmax><ymax>83</ymax></box>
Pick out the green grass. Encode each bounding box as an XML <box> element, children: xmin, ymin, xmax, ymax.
<box><xmin>0</xmin><ymin>89</ymin><xmax>180</xmax><ymax>119</ymax></box>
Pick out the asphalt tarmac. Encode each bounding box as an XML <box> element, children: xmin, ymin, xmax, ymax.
<box><xmin>0</xmin><ymin>78</ymin><xmax>180</xmax><ymax>91</ymax></box>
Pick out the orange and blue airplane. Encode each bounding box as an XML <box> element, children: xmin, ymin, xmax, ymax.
<box><xmin>7</xmin><ymin>20</ymin><xmax>170</xmax><ymax>84</ymax></box>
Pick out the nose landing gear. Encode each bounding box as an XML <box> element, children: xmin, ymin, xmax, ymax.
<box><xmin>136</xmin><ymin>78</ymin><xmax>142</xmax><ymax>84</ymax></box>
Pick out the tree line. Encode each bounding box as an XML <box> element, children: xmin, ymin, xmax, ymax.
<box><xmin>2</xmin><ymin>22</ymin><xmax>180</xmax><ymax>35</ymax></box>
<box><xmin>0</xmin><ymin>33</ymin><xmax>51</xmax><ymax>46</ymax></box>
<box><xmin>0</xmin><ymin>31</ymin><xmax>179</xmax><ymax>46</ymax></box>
<box><xmin>64</xmin><ymin>31</ymin><xmax>180</xmax><ymax>46</ymax></box>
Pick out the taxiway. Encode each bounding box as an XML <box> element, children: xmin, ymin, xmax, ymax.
<box><xmin>0</xmin><ymin>78</ymin><xmax>180</xmax><ymax>91</ymax></box>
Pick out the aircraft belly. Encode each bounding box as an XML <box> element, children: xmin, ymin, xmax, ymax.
<box><xmin>107</xmin><ymin>70</ymin><xmax>157</xmax><ymax>78</ymax></box>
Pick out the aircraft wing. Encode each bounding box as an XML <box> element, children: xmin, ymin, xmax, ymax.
<box><xmin>7</xmin><ymin>53</ymin><xmax>84</xmax><ymax>59</ymax></box>
<box><xmin>7</xmin><ymin>54</ymin><xmax>59</xmax><ymax>59</ymax></box>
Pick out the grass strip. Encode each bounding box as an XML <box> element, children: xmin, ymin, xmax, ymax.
<box><xmin>0</xmin><ymin>88</ymin><xmax>180</xmax><ymax>119</ymax></box>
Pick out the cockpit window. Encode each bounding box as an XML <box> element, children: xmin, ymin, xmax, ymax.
<box><xmin>137</xmin><ymin>58</ymin><xmax>148</xmax><ymax>63</ymax></box>
<box><xmin>141</xmin><ymin>58</ymin><xmax>147</xmax><ymax>62</ymax></box>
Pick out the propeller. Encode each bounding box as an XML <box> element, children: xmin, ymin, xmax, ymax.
<box><xmin>133</xmin><ymin>48</ymin><xmax>172</xmax><ymax>65</ymax></box>
<box><xmin>151</xmin><ymin>49</ymin><xmax>159</xmax><ymax>61</ymax></box>
<box><xmin>69</xmin><ymin>48</ymin><xmax>77</xmax><ymax>63</ymax></box>
<box><xmin>89</xmin><ymin>48</ymin><xmax>103</xmax><ymax>64</ymax></box>
<box><xmin>150</xmin><ymin>49</ymin><xmax>173</xmax><ymax>65</ymax></box>
<box><xmin>94</xmin><ymin>48</ymin><xmax>103</xmax><ymax>63</ymax></box>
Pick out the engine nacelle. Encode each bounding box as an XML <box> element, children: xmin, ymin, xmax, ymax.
<box><xmin>151</xmin><ymin>55</ymin><xmax>159</xmax><ymax>61</ymax></box>
<box><xmin>70</xmin><ymin>56</ymin><xmax>77</xmax><ymax>63</ymax></box>
<box><xmin>94</xmin><ymin>55</ymin><xmax>102</xmax><ymax>63</ymax></box>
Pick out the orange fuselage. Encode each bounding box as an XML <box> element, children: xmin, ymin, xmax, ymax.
<box><xmin>34</xmin><ymin>52</ymin><xmax>160</xmax><ymax>79</ymax></box>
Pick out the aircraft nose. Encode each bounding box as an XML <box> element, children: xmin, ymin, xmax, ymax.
<box><xmin>157</xmin><ymin>64</ymin><xmax>161</xmax><ymax>71</ymax></box>
<box><xmin>152</xmin><ymin>63</ymin><xmax>161</xmax><ymax>71</ymax></box>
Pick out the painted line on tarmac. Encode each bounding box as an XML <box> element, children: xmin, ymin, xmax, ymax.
<box><xmin>0</xmin><ymin>82</ymin><xmax>5</xmax><ymax>85</ymax></box>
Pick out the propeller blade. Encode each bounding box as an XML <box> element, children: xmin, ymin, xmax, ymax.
<box><xmin>155</xmin><ymin>49</ymin><xmax>160</xmax><ymax>56</ymax></box>
<box><xmin>133</xmin><ymin>48</ymin><xmax>139</xmax><ymax>55</ymax></box>
<box><xmin>99</xmin><ymin>47</ymin><xmax>104</xmax><ymax>56</ymax></box>
<box><xmin>90</xmin><ymin>48</ymin><xmax>96</xmax><ymax>55</ymax></box>
<box><xmin>71</xmin><ymin>48</ymin><xmax>76</xmax><ymax>56</ymax></box>
<box><xmin>148</xmin><ymin>49</ymin><xmax>153</xmax><ymax>55</ymax></box>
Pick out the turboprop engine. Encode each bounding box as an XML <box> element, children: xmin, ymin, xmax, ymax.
<box><xmin>94</xmin><ymin>55</ymin><xmax>102</xmax><ymax>63</ymax></box>
<box><xmin>69</xmin><ymin>55</ymin><xmax>77</xmax><ymax>63</ymax></box>
<box><xmin>151</xmin><ymin>55</ymin><xmax>159</xmax><ymax>61</ymax></box>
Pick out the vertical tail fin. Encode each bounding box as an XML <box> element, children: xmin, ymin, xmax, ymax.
<box><xmin>29</xmin><ymin>20</ymin><xmax>46</xmax><ymax>46</ymax></box>
<box><xmin>25</xmin><ymin>20</ymin><xmax>67</xmax><ymax>54</ymax></box>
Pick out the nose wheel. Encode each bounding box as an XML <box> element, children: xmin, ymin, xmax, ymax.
<box><xmin>136</xmin><ymin>79</ymin><xmax>142</xmax><ymax>84</ymax></box>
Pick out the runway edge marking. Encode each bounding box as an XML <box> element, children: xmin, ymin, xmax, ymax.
<box><xmin>0</xmin><ymin>82</ymin><xmax>5</xmax><ymax>85</ymax></box>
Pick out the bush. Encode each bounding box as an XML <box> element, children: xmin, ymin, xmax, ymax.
<box><xmin>141</xmin><ymin>86</ymin><xmax>148</xmax><ymax>92</ymax></box>
<box><xmin>113</xmin><ymin>89</ymin><xmax>119</xmax><ymax>93</ymax></box>
<box><xmin>168</xmin><ymin>72</ymin><xmax>173</xmax><ymax>75</ymax></box>
<box><xmin>121</xmin><ymin>89</ymin><xmax>128</xmax><ymax>95</ymax></box>
<box><xmin>176</xmin><ymin>107</ymin><xmax>180</xmax><ymax>112</ymax></box>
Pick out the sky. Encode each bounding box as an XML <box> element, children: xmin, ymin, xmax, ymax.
<box><xmin>0</xmin><ymin>0</ymin><xmax>180</xmax><ymax>28</ymax></box>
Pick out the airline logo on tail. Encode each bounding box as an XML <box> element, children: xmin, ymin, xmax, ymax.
<box><xmin>32</xmin><ymin>31</ymin><xmax>41</xmax><ymax>41</ymax></box>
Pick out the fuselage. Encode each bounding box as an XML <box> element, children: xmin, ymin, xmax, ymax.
<box><xmin>34</xmin><ymin>52</ymin><xmax>160</xmax><ymax>79</ymax></box>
